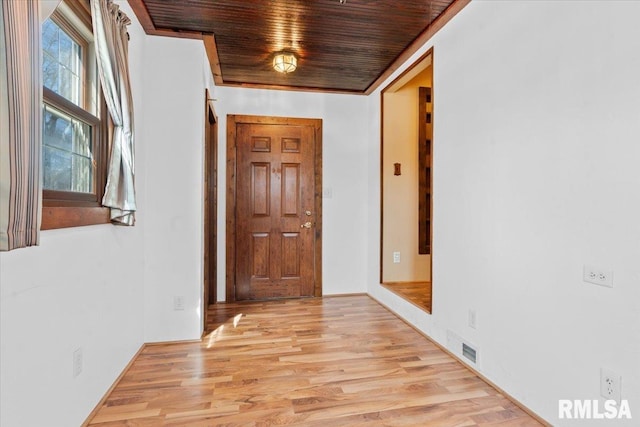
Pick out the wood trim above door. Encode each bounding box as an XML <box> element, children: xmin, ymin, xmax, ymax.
<box><xmin>226</xmin><ymin>115</ymin><xmax>323</xmax><ymax>302</ymax></box>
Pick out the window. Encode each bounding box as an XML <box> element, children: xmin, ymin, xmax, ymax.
<box><xmin>41</xmin><ymin>0</ymin><xmax>109</xmax><ymax>229</ymax></box>
<box><xmin>43</xmin><ymin>103</ymin><xmax>94</xmax><ymax>193</ymax></box>
<box><xmin>42</xmin><ymin>17</ymin><xmax>83</xmax><ymax>107</ymax></box>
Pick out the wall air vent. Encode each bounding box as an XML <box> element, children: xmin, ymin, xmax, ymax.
<box><xmin>462</xmin><ymin>343</ymin><xmax>477</xmax><ymax>364</ymax></box>
<box><xmin>447</xmin><ymin>329</ymin><xmax>480</xmax><ymax>367</ymax></box>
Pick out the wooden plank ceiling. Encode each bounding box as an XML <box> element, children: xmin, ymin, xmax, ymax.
<box><xmin>127</xmin><ymin>0</ymin><xmax>462</xmax><ymax>94</ymax></box>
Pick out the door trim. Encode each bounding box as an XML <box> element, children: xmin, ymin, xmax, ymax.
<box><xmin>226</xmin><ymin>115</ymin><xmax>323</xmax><ymax>302</ymax></box>
<box><xmin>203</xmin><ymin>90</ymin><xmax>218</xmax><ymax>332</ymax></box>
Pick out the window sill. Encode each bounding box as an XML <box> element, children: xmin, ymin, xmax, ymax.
<box><xmin>41</xmin><ymin>206</ymin><xmax>110</xmax><ymax>230</ymax></box>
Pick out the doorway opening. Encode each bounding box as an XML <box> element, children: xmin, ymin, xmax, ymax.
<box><xmin>203</xmin><ymin>90</ymin><xmax>218</xmax><ymax>332</ymax></box>
<box><xmin>226</xmin><ymin>115</ymin><xmax>323</xmax><ymax>302</ymax></box>
<box><xmin>380</xmin><ymin>49</ymin><xmax>433</xmax><ymax>313</ymax></box>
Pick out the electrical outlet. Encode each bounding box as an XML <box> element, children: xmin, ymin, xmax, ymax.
<box><xmin>393</xmin><ymin>251</ymin><xmax>401</xmax><ymax>264</ymax></box>
<box><xmin>73</xmin><ymin>348</ymin><xmax>83</xmax><ymax>378</ymax></box>
<box><xmin>468</xmin><ymin>309</ymin><xmax>477</xmax><ymax>329</ymax></box>
<box><xmin>173</xmin><ymin>296</ymin><xmax>185</xmax><ymax>311</ymax></box>
<box><xmin>601</xmin><ymin>368</ymin><xmax>621</xmax><ymax>402</ymax></box>
<box><xmin>583</xmin><ymin>265</ymin><xmax>613</xmax><ymax>288</ymax></box>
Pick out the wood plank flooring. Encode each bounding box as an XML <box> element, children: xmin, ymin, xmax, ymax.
<box><xmin>86</xmin><ymin>296</ymin><xmax>543</xmax><ymax>426</ymax></box>
<box><xmin>381</xmin><ymin>282</ymin><xmax>432</xmax><ymax>312</ymax></box>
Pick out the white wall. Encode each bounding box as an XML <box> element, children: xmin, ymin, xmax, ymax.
<box><xmin>367</xmin><ymin>1</ymin><xmax>640</xmax><ymax>426</ymax></box>
<box><xmin>0</xmin><ymin>3</ymin><xmax>146</xmax><ymax>425</ymax></box>
<box><xmin>212</xmin><ymin>87</ymin><xmax>370</xmax><ymax>299</ymax></box>
<box><xmin>0</xmin><ymin>1</ymin><xmax>214</xmax><ymax>425</ymax></box>
<box><xmin>0</xmin><ymin>226</ymin><xmax>145</xmax><ymax>427</ymax></box>
<box><xmin>40</xmin><ymin>0</ymin><xmax>62</xmax><ymax>21</ymax></box>
<box><xmin>139</xmin><ymin>34</ymin><xmax>208</xmax><ymax>343</ymax></box>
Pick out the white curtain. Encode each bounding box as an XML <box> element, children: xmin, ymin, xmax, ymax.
<box><xmin>0</xmin><ymin>0</ymin><xmax>42</xmax><ymax>251</ymax></box>
<box><xmin>91</xmin><ymin>0</ymin><xmax>136</xmax><ymax>225</ymax></box>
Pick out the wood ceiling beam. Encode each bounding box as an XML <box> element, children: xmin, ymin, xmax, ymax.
<box><xmin>203</xmin><ymin>34</ymin><xmax>224</xmax><ymax>85</ymax></box>
<box><xmin>364</xmin><ymin>0</ymin><xmax>471</xmax><ymax>95</ymax></box>
<box><xmin>213</xmin><ymin>81</ymin><xmax>365</xmax><ymax>96</ymax></box>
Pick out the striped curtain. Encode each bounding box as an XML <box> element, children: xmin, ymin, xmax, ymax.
<box><xmin>0</xmin><ymin>1</ymin><xmax>42</xmax><ymax>251</ymax></box>
<box><xmin>91</xmin><ymin>0</ymin><xmax>136</xmax><ymax>225</ymax></box>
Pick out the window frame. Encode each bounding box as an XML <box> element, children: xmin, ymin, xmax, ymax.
<box><xmin>41</xmin><ymin>0</ymin><xmax>111</xmax><ymax>230</ymax></box>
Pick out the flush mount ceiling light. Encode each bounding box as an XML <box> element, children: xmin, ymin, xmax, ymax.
<box><xmin>273</xmin><ymin>52</ymin><xmax>297</xmax><ymax>73</ymax></box>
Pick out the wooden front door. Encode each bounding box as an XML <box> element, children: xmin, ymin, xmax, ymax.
<box><xmin>230</xmin><ymin>116</ymin><xmax>321</xmax><ymax>301</ymax></box>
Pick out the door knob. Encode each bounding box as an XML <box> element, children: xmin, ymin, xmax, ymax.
<box><xmin>301</xmin><ymin>222</ymin><xmax>312</xmax><ymax>229</ymax></box>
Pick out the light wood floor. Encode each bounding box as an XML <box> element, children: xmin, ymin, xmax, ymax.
<box><xmin>381</xmin><ymin>281</ymin><xmax>432</xmax><ymax>312</ymax></box>
<box><xmin>86</xmin><ymin>296</ymin><xmax>543</xmax><ymax>426</ymax></box>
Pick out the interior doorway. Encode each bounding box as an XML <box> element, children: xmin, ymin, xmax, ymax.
<box><xmin>380</xmin><ymin>49</ymin><xmax>433</xmax><ymax>313</ymax></box>
<box><xmin>203</xmin><ymin>90</ymin><xmax>218</xmax><ymax>331</ymax></box>
<box><xmin>226</xmin><ymin>115</ymin><xmax>323</xmax><ymax>302</ymax></box>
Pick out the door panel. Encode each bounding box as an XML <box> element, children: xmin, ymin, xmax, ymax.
<box><xmin>251</xmin><ymin>136</ymin><xmax>271</xmax><ymax>152</ymax></box>
<box><xmin>235</xmin><ymin>122</ymin><xmax>315</xmax><ymax>300</ymax></box>
<box><xmin>282</xmin><ymin>164</ymin><xmax>300</xmax><ymax>216</ymax></box>
<box><xmin>251</xmin><ymin>163</ymin><xmax>270</xmax><ymax>216</ymax></box>
<box><xmin>251</xmin><ymin>233</ymin><xmax>270</xmax><ymax>278</ymax></box>
<box><xmin>281</xmin><ymin>233</ymin><xmax>300</xmax><ymax>278</ymax></box>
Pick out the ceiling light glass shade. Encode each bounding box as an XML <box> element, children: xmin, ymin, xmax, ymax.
<box><xmin>273</xmin><ymin>52</ymin><xmax>297</xmax><ymax>73</ymax></box>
